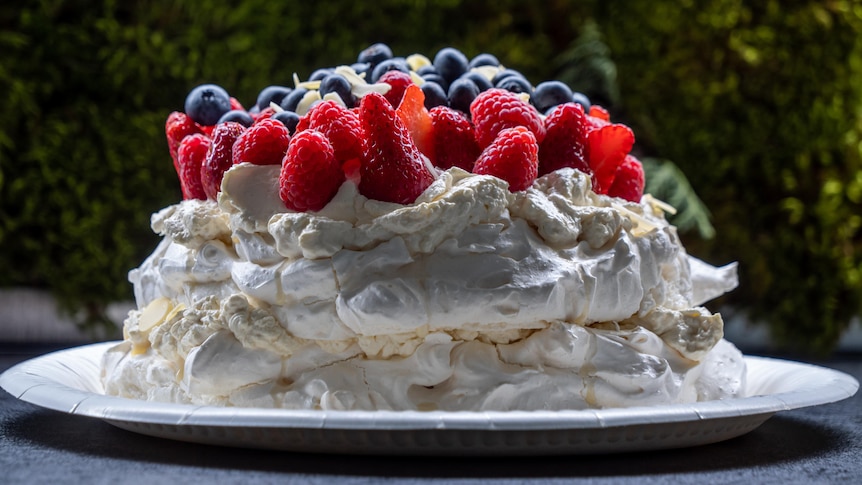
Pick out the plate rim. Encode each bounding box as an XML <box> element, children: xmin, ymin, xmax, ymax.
<box><xmin>1</xmin><ymin>341</ymin><xmax>858</xmax><ymax>432</ymax></box>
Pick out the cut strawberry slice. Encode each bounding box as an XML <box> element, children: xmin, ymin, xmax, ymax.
<box><xmin>396</xmin><ymin>84</ymin><xmax>435</xmax><ymax>160</ymax></box>
<box><xmin>586</xmin><ymin>123</ymin><xmax>634</xmax><ymax>194</ymax></box>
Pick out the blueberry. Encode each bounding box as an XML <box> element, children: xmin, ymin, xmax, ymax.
<box><xmin>358</xmin><ymin>43</ymin><xmax>393</xmax><ymax>69</ymax></box>
<box><xmin>308</xmin><ymin>68</ymin><xmax>333</xmax><ymax>82</ymax></box>
<box><xmin>491</xmin><ymin>69</ymin><xmax>525</xmax><ymax>85</ymax></box>
<box><xmin>462</xmin><ymin>71</ymin><xmax>493</xmax><ymax>92</ymax></box>
<box><xmin>496</xmin><ymin>75</ymin><xmax>532</xmax><ymax>94</ymax></box>
<box><xmin>351</xmin><ymin>62</ymin><xmax>371</xmax><ymax>77</ymax></box>
<box><xmin>468</xmin><ymin>53</ymin><xmax>500</xmax><ymax>69</ymax></box>
<box><xmin>572</xmin><ymin>92</ymin><xmax>592</xmax><ymax>112</ymax></box>
<box><xmin>216</xmin><ymin>110</ymin><xmax>254</xmax><ymax>127</ymax></box>
<box><xmin>433</xmin><ymin>47</ymin><xmax>469</xmax><ymax>84</ymax></box>
<box><xmin>421</xmin><ymin>73</ymin><xmax>449</xmax><ymax>92</ymax></box>
<box><xmin>319</xmin><ymin>73</ymin><xmax>355</xmax><ymax>107</ymax></box>
<box><xmin>416</xmin><ymin>65</ymin><xmax>438</xmax><ymax>76</ymax></box>
<box><xmin>448</xmin><ymin>78</ymin><xmax>480</xmax><ymax>115</ymax></box>
<box><xmin>371</xmin><ymin>58</ymin><xmax>409</xmax><ymax>83</ymax></box>
<box><xmin>280</xmin><ymin>87</ymin><xmax>308</xmax><ymax>112</ymax></box>
<box><xmin>420</xmin><ymin>81</ymin><xmax>448</xmax><ymax>110</ymax></box>
<box><xmin>532</xmin><ymin>81</ymin><xmax>574</xmax><ymax>113</ymax></box>
<box><xmin>184</xmin><ymin>84</ymin><xmax>232</xmax><ymax>126</ymax></box>
<box><xmin>255</xmin><ymin>85</ymin><xmax>292</xmax><ymax>111</ymax></box>
<box><xmin>272</xmin><ymin>111</ymin><xmax>301</xmax><ymax>135</ymax></box>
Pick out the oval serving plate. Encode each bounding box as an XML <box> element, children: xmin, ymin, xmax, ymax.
<box><xmin>0</xmin><ymin>342</ymin><xmax>857</xmax><ymax>455</ymax></box>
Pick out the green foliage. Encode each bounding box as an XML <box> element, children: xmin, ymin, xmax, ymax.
<box><xmin>594</xmin><ymin>0</ymin><xmax>862</xmax><ymax>353</ymax></box>
<box><xmin>642</xmin><ymin>158</ymin><xmax>716</xmax><ymax>240</ymax></box>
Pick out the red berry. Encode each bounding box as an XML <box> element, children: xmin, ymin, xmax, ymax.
<box><xmin>586</xmin><ymin>123</ymin><xmax>634</xmax><ymax>194</ymax></box>
<box><xmin>165</xmin><ymin>111</ymin><xmax>202</xmax><ymax>168</ymax></box>
<box><xmin>201</xmin><ymin>122</ymin><xmax>245</xmax><ymax>199</ymax></box>
<box><xmin>538</xmin><ymin>103</ymin><xmax>589</xmax><ymax>176</ymax></box>
<box><xmin>253</xmin><ymin>107</ymin><xmax>276</xmax><ymax>122</ymax></box>
<box><xmin>396</xmin><ymin>84</ymin><xmax>434</xmax><ymax>160</ymax></box>
<box><xmin>279</xmin><ymin>130</ymin><xmax>345</xmax><ymax>212</ymax></box>
<box><xmin>299</xmin><ymin>100</ymin><xmax>363</xmax><ymax>163</ymax></box>
<box><xmin>230</xmin><ymin>97</ymin><xmax>245</xmax><ymax>111</ymax></box>
<box><xmin>588</xmin><ymin>105</ymin><xmax>611</xmax><ymax>122</ymax></box>
<box><xmin>470</xmin><ymin>88</ymin><xmax>545</xmax><ymax>149</ymax></box>
<box><xmin>176</xmin><ymin>134</ymin><xmax>210</xmax><ymax>200</ymax></box>
<box><xmin>607</xmin><ymin>155</ymin><xmax>645</xmax><ymax>202</ymax></box>
<box><xmin>473</xmin><ymin>126</ymin><xmax>538</xmax><ymax>192</ymax></box>
<box><xmin>232</xmin><ymin>118</ymin><xmax>290</xmax><ymax>166</ymax></box>
<box><xmin>378</xmin><ymin>70</ymin><xmax>414</xmax><ymax>108</ymax></box>
<box><xmin>358</xmin><ymin>92</ymin><xmax>436</xmax><ymax>204</ymax></box>
<box><xmin>428</xmin><ymin>106</ymin><xmax>480</xmax><ymax>171</ymax></box>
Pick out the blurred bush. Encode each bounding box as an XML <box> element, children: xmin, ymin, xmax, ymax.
<box><xmin>1</xmin><ymin>0</ymin><xmax>861</xmax><ymax>352</ymax></box>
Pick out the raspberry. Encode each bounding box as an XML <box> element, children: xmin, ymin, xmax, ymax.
<box><xmin>299</xmin><ymin>100</ymin><xmax>363</xmax><ymax>163</ymax></box>
<box><xmin>396</xmin><ymin>84</ymin><xmax>435</xmax><ymax>160</ymax></box>
<box><xmin>176</xmin><ymin>134</ymin><xmax>210</xmax><ymax>200</ymax></box>
<box><xmin>538</xmin><ymin>103</ymin><xmax>589</xmax><ymax>176</ymax></box>
<box><xmin>428</xmin><ymin>106</ymin><xmax>480</xmax><ymax>171</ymax></box>
<box><xmin>232</xmin><ymin>118</ymin><xmax>291</xmax><ymax>166</ymax></box>
<box><xmin>279</xmin><ymin>130</ymin><xmax>345</xmax><ymax>212</ymax></box>
<box><xmin>200</xmin><ymin>122</ymin><xmax>245</xmax><ymax>199</ymax></box>
<box><xmin>473</xmin><ymin>126</ymin><xmax>538</xmax><ymax>192</ymax></box>
<box><xmin>165</xmin><ymin>111</ymin><xmax>202</xmax><ymax>168</ymax></box>
<box><xmin>378</xmin><ymin>70</ymin><xmax>414</xmax><ymax>108</ymax></box>
<box><xmin>607</xmin><ymin>155</ymin><xmax>645</xmax><ymax>202</ymax></box>
<box><xmin>252</xmin><ymin>107</ymin><xmax>276</xmax><ymax>122</ymax></box>
<box><xmin>586</xmin><ymin>123</ymin><xmax>634</xmax><ymax>194</ymax></box>
<box><xmin>470</xmin><ymin>88</ymin><xmax>545</xmax><ymax>149</ymax></box>
<box><xmin>358</xmin><ymin>92</ymin><xmax>436</xmax><ymax>204</ymax></box>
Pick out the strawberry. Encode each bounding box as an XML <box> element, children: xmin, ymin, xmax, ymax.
<box><xmin>428</xmin><ymin>106</ymin><xmax>480</xmax><ymax>171</ymax></box>
<box><xmin>279</xmin><ymin>130</ymin><xmax>345</xmax><ymax>212</ymax></box>
<box><xmin>358</xmin><ymin>92</ymin><xmax>436</xmax><ymax>204</ymax></box>
<box><xmin>586</xmin><ymin>123</ymin><xmax>635</xmax><ymax>194</ymax></box>
<box><xmin>470</xmin><ymin>88</ymin><xmax>545</xmax><ymax>149</ymax></box>
<box><xmin>378</xmin><ymin>70</ymin><xmax>414</xmax><ymax>108</ymax></box>
<box><xmin>165</xmin><ymin>111</ymin><xmax>202</xmax><ymax>168</ymax></box>
<box><xmin>396</xmin><ymin>84</ymin><xmax>434</xmax><ymax>160</ymax></box>
<box><xmin>298</xmin><ymin>100</ymin><xmax>363</xmax><ymax>163</ymax></box>
<box><xmin>607</xmin><ymin>155</ymin><xmax>645</xmax><ymax>202</ymax></box>
<box><xmin>588</xmin><ymin>105</ymin><xmax>611</xmax><ymax>122</ymax></box>
<box><xmin>200</xmin><ymin>122</ymin><xmax>245</xmax><ymax>199</ymax></box>
<box><xmin>232</xmin><ymin>118</ymin><xmax>290</xmax><ymax>166</ymax></box>
<box><xmin>176</xmin><ymin>134</ymin><xmax>210</xmax><ymax>200</ymax></box>
<box><xmin>538</xmin><ymin>103</ymin><xmax>589</xmax><ymax>176</ymax></box>
<box><xmin>473</xmin><ymin>126</ymin><xmax>538</xmax><ymax>192</ymax></box>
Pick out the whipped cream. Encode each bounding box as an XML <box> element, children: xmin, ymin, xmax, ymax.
<box><xmin>102</xmin><ymin>165</ymin><xmax>745</xmax><ymax>410</ymax></box>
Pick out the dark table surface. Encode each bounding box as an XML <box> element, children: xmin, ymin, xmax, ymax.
<box><xmin>1</xmin><ymin>343</ymin><xmax>860</xmax><ymax>485</ymax></box>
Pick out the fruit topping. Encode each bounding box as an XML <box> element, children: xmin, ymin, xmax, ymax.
<box><xmin>279</xmin><ymin>130</ymin><xmax>345</xmax><ymax>212</ymax></box>
<box><xmin>473</xmin><ymin>126</ymin><xmax>538</xmax><ymax>192</ymax></box>
<box><xmin>378</xmin><ymin>70</ymin><xmax>414</xmax><ymax>108</ymax></box>
<box><xmin>586</xmin><ymin>122</ymin><xmax>635</xmax><ymax>193</ymax></box>
<box><xmin>470</xmin><ymin>88</ymin><xmax>545</xmax><ymax>148</ymax></box>
<box><xmin>358</xmin><ymin>43</ymin><xmax>393</xmax><ymax>70</ymax></box>
<box><xmin>299</xmin><ymin>100</ymin><xmax>363</xmax><ymax>163</ymax></box>
<box><xmin>232</xmin><ymin>118</ymin><xmax>290</xmax><ymax>166</ymax></box>
<box><xmin>538</xmin><ymin>103</ymin><xmax>589</xmax><ymax>176</ymax></box>
<box><xmin>396</xmin><ymin>84</ymin><xmax>435</xmax><ymax>159</ymax></box>
<box><xmin>447</xmin><ymin>77</ymin><xmax>480</xmax><ymax>115</ymax></box>
<box><xmin>606</xmin><ymin>154</ymin><xmax>646</xmax><ymax>203</ymax></box>
<box><xmin>184</xmin><ymin>84</ymin><xmax>232</xmax><ymax>126</ymax></box>
<box><xmin>428</xmin><ymin>106</ymin><xmax>480</xmax><ymax>171</ymax></box>
<box><xmin>255</xmin><ymin>86</ymin><xmax>292</xmax><ymax>111</ymax></box>
<box><xmin>165</xmin><ymin>111</ymin><xmax>202</xmax><ymax>168</ymax></box>
<box><xmin>201</xmin><ymin>121</ymin><xmax>245</xmax><ymax>199</ymax></box>
<box><xmin>176</xmin><ymin>134</ymin><xmax>210</xmax><ymax>200</ymax></box>
<box><xmin>532</xmin><ymin>81</ymin><xmax>574</xmax><ymax>114</ymax></box>
<box><xmin>433</xmin><ymin>47</ymin><xmax>469</xmax><ymax>84</ymax></box>
<box><xmin>217</xmin><ymin>109</ymin><xmax>254</xmax><ymax>127</ymax></box>
<box><xmin>272</xmin><ymin>111</ymin><xmax>301</xmax><ymax>135</ymax></box>
<box><xmin>358</xmin><ymin>92</ymin><xmax>435</xmax><ymax>204</ymax></box>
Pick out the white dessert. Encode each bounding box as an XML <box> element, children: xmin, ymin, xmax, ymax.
<box><xmin>101</xmin><ymin>165</ymin><xmax>744</xmax><ymax>411</ymax></box>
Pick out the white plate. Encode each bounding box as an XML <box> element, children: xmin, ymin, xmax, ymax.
<box><xmin>1</xmin><ymin>342</ymin><xmax>857</xmax><ymax>455</ymax></box>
